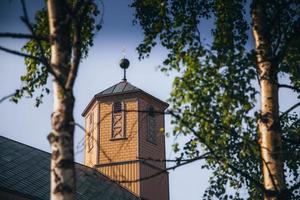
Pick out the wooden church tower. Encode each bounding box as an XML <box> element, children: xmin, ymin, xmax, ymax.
<box><xmin>82</xmin><ymin>59</ymin><xmax>169</xmax><ymax>200</ymax></box>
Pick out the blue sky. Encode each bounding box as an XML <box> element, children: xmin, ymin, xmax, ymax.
<box><xmin>1</xmin><ymin>1</ymin><xmax>299</xmax><ymax>199</ymax></box>
<box><xmin>0</xmin><ymin>0</ymin><xmax>210</xmax><ymax>199</ymax></box>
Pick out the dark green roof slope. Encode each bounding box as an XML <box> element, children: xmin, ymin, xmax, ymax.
<box><xmin>82</xmin><ymin>81</ymin><xmax>169</xmax><ymax>117</ymax></box>
<box><xmin>95</xmin><ymin>81</ymin><xmax>140</xmax><ymax>97</ymax></box>
<box><xmin>0</xmin><ymin>136</ymin><xmax>140</xmax><ymax>200</ymax></box>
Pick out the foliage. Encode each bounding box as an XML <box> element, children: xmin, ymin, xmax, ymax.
<box><xmin>11</xmin><ymin>0</ymin><xmax>102</xmax><ymax>106</ymax></box>
<box><xmin>132</xmin><ymin>0</ymin><xmax>300</xmax><ymax>199</ymax></box>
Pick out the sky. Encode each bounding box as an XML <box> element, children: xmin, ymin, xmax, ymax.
<box><xmin>0</xmin><ymin>0</ymin><xmax>210</xmax><ymax>199</ymax></box>
<box><xmin>1</xmin><ymin>1</ymin><xmax>299</xmax><ymax>200</ymax></box>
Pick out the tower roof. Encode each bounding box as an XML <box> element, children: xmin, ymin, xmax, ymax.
<box><xmin>82</xmin><ymin>81</ymin><xmax>168</xmax><ymax>117</ymax></box>
<box><xmin>95</xmin><ymin>81</ymin><xmax>140</xmax><ymax>97</ymax></box>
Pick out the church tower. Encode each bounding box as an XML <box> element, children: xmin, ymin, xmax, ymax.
<box><xmin>82</xmin><ymin>59</ymin><xmax>169</xmax><ymax>200</ymax></box>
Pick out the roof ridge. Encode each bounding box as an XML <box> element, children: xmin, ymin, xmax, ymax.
<box><xmin>111</xmin><ymin>83</ymin><xmax>118</xmax><ymax>93</ymax></box>
<box><xmin>123</xmin><ymin>81</ymin><xmax>128</xmax><ymax>92</ymax></box>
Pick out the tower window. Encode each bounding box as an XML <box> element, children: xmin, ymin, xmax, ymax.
<box><xmin>113</xmin><ymin>101</ymin><xmax>122</xmax><ymax>113</ymax></box>
<box><xmin>87</xmin><ymin>112</ymin><xmax>94</xmax><ymax>151</ymax></box>
<box><xmin>89</xmin><ymin>112</ymin><xmax>94</xmax><ymax>125</ymax></box>
<box><xmin>147</xmin><ymin>106</ymin><xmax>156</xmax><ymax>144</ymax></box>
<box><xmin>112</xmin><ymin>101</ymin><xmax>126</xmax><ymax>139</ymax></box>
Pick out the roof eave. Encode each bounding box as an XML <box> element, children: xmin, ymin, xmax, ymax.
<box><xmin>138</xmin><ymin>90</ymin><xmax>169</xmax><ymax>110</ymax></box>
<box><xmin>81</xmin><ymin>90</ymin><xmax>169</xmax><ymax>117</ymax></box>
<box><xmin>81</xmin><ymin>96</ymin><xmax>97</xmax><ymax>117</ymax></box>
<box><xmin>95</xmin><ymin>90</ymin><xmax>169</xmax><ymax>109</ymax></box>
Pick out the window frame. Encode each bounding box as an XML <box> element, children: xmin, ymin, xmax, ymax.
<box><xmin>111</xmin><ymin>101</ymin><xmax>126</xmax><ymax>140</ymax></box>
<box><xmin>87</xmin><ymin>112</ymin><xmax>94</xmax><ymax>152</ymax></box>
<box><xmin>147</xmin><ymin>106</ymin><xmax>157</xmax><ymax>144</ymax></box>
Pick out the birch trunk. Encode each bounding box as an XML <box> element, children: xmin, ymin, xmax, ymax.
<box><xmin>47</xmin><ymin>1</ymin><xmax>75</xmax><ymax>200</ymax></box>
<box><xmin>251</xmin><ymin>2</ymin><xmax>286</xmax><ymax>199</ymax></box>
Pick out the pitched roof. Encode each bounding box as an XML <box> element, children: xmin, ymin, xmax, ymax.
<box><xmin>0</xmin><ymin>136</ymin><xmax>140</xmax><ymax>200</ymax></box>
<box><xmin>95</xmin><ymin>81</ymin><xmax>141</xmax><ymax>97</ymax></box>
<box><xmin>82</xmin><ymin>81</ymin><xmax>169</xmax><ymax>117</ymax></box>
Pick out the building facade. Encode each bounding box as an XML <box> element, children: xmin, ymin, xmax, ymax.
<box><xmin>82</xmin><ymin>80</ymin><xmax>169</xmax><ymax>200</ymax></box>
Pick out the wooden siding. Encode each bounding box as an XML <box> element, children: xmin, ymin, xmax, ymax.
<box><xmin>83</xmin><ymin>92</ymin><xmax>169</xmax><ymax>200</ymax></box>
<box><xmin>98</xmin><ymin>161</ymin><xmax>140</xmax><ymax>195</ymax></box>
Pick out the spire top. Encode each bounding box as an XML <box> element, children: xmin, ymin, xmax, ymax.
<box><xmin>119</xmin><ymin>57</ymin><xmax>130</xmax><ymax>81</ymax></box>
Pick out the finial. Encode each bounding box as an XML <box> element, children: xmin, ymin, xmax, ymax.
<box><xmin>122</xmin><ymin>48</ymin><xmax>126</xmax><ymax>58</ymax></box>
<box><xmin>119</xmin><ymin>57</ymin><xmax>130</xmax><ymax>81</ymax></box>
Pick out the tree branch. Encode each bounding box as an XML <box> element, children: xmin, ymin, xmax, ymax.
<box><xmin>279</xmin><ymin>102</ymin><xmax>300</xmax><ymax>120</ymax></box>
<box><xmin>71</xmin><ymin>0</ymin><xmax>85</xmax><ymax>16</ymax></box>
<box><xmin>0</xmin><ymin>44</ymin><xmax>61</xmax><ymax>85</ymax></box>
<box><xmin>73</xmin><ymin>110</ymin><xmax>267</xmax><ymax>195</ymax></box>
<box><xmin>20</xmin><ymin>0</ymin><xmax>29</xmax><ymax>23</ymax></box>
<box><xmin>269</xmin><ymin>0</ymin><xmax>294</xmax><ymax>30</ymax></box>
<box><xmin>118</xmin><ymin>152</ymin><xmax>210</xmax><ymax>183</ymax></box>
<box><xmin>0</xmin><ymin>93</ymin><xmax>15</xmax><ymax>104</ymax></box>
<box><xmin>167</xmin><ymin>110</ymin><xmax>266</xmax><ymax>192</ymax></box>
<box><xmin>65</xmin><ymin>14</ymin><xmax>83</xmax><ymax>89</ymax></box>
<box><xmin>19</xmin><ymin>0</ymin><xmax>65</xmax><ymax>86</ymax></box>
<box><xmin>278</xmin><ymin>84</ymin><xmax>300</xmax><ymax>93</ymax></box>
<box><xmin>0</xmin><ymin>32</ymin><xmax>47</xmax><ymax>41</ymax></box>
<box><xmin>262</xmin><ymin>157</ymin><xmax>279</xmax><ymax>193</ymax></box>
<box><xmin>275</xmin><ymin>22</ymin><xmax>300</xmax><ymax>63</ymax></box>
<box><xmin>138</xmin><ymin>156</ymin><xmax>207</xmax><ymax>163</ymax></box>
<box><xmin>65</xmin><ymin>0</ymin><xmax>104</xmax><ymax>89</ymax></box>
<box><xmin>70</xmin><ymin>121</ymin><xmax>85</xmax><ymax>132</ymax></box>
<box><xmin>288</xmin><ymin>180</ymin><xmax>300</xmax><ymax>193</ymax></box>
<box><xmin>0</xmin><ymin>45</ymin><xmax>44</xmax><ymax>62</ymax></box>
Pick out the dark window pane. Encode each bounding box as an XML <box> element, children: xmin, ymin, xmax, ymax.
<box><xmin>148</xmin><ymin>106</ymin><xmax>155</xmax><ymax>117</ymax></box>
<box><xmin>113</xmin><ymin>102</ymin><xmax>122</xmax><ymax>113</ymax></box>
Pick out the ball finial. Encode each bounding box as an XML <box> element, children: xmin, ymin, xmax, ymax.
<box><xmin>119</xmin><ymin>58</ymin><xmax>130</xmax><ymax>81</ymax></box>
<box><xmin>119</xmin><ymin>58</ymin><xmax>130</xmax><ymax>69</ymax></box>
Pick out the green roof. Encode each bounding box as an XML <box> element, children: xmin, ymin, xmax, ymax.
<box><xmin>0</xmin><ymin>136</ymin><xmax>140</xmax><ymax>200</ymax></box>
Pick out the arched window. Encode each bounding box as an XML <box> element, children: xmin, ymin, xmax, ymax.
<box><xmin>112</xmin><ymin>101</ymin><xmax>125</xmax><ymax>139</ymax></box>
<box><xmin>147</xmin><ymin>106</ymin><xmax>156</xmax><ymax>143</ymax></box>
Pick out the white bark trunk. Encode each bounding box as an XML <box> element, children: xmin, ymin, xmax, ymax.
<box><xmin>252</xmin><ymin>2</ymin><xmax>286</xmax><ymax>199</ymax></box>
<box><xmin>49</xmin><ymin>82</ymin><xmax>75</xmax><ymax>200</ymax></box>
<box><xmin>47</xmin><ymin>1</ymin><xmax>75</xmax><ymax>200</ymax></box>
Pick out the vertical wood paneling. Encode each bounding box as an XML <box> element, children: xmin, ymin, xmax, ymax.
<box><xmin>98</xmin><ymin>162</ymin><xmax>139</xmax><ymax>195</ymax></box>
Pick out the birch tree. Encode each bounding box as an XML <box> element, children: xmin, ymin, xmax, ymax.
<box><xmin>132</xmin><ymin>0</ymin><xmax>300</xmax><ymax>199</ymax></box>
<box><xmin>0</xmin><ymin>0</ymin><xmax>101</xmax><ymax>199</ymax></box>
